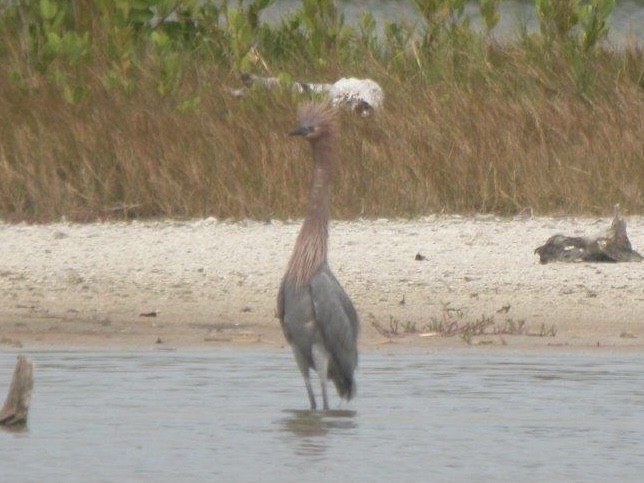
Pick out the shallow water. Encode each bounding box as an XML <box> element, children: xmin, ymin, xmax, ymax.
<box><xmin>1</xmin><ymin>349</ymin><xmax>643</xmax><ymax>482</ymax></box>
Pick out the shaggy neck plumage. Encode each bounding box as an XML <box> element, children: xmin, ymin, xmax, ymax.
<box><xmin>285</xmin><ymin>136</ymin><xmax>334</xmax><ymax>287</ymax></box>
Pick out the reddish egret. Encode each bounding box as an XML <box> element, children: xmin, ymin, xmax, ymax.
<box><xmin>277</xmin><ymin>103</ymin><xmax>359</xmax><ymax>410</ymax></box>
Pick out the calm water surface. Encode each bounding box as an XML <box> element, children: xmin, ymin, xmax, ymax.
<box><xmin>264</xmin><ymin>0</ymin><xmax>644</xmax><ymax>43</ymax></box>
<box><xmin>1</xmin><ymin>349</ymin><xmax>643</xmax><ymax>482</ymax></box>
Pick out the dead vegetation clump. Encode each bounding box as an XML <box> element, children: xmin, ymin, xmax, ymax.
<box><xmin>370</xmin><ymin>304</ymin><xmax>558</xmax><ymax>344</ymax></box>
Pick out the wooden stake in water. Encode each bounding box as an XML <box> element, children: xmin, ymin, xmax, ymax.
<box><xmin>0</xmin><ymin>355</ymin><xmax>34</xmax><ymax>426</ymax></box>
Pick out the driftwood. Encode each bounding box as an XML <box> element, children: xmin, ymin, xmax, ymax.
<box><xmin>231</xmin><ymin>74</ymin><xmax>384</xmax><ymax>116</ymax></box>
<box><xmin>535</xmin><ymin>205</ymin><xmax>643</xmax><ymax>264</ymax></box>
<box><xmin>0</xmin><ymin>355</ymin><xmax>34</xmax><ymax>426</ymax></box>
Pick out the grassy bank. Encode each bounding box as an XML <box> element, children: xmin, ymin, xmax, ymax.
<box><xmin>0</xmin><ymin>0</ymin><xmax>642</xmax><ymax>221</ymax></box>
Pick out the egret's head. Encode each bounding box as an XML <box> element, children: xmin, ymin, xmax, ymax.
<box><xmin>289</xmin><ymin>102</ymin><xmax>337</xmax><ymax>141</ymax></box>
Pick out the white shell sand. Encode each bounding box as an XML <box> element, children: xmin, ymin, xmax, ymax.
<box><xmin>0</xmin><ymin>215</ymin><xmax>642</xmax><ymax>351</ymax></box>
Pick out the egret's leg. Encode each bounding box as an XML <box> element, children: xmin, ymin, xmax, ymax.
<box><xmin>302</xmin><ymin>373</ymin><xmax>317</xmax><ymax>410</ymax></box>
<box><xmin>312</xmin><ymin>344</ymin><xmax>330</xmax><ymax>410</ymax></box>
<box><xmin>293</xmin><ymin>347</ymin><xmax>317</xmax><ymax>410</ymax></box>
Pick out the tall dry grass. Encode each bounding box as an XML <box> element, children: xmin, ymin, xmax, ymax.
<box><xmin>0</xmin><ymin>40</ymin><xmax>642</xmax><ymax>221</ymax></box>
<box><xmin>354</xmin><ymin>47</ymin><xmax>644</xmax><ymax>216</ymax></box>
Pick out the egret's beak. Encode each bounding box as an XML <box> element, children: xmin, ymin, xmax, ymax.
<box><xmin>289</xmin><ymin>126</ymin><xmax>313</xmax><ymax>136</ymax></box>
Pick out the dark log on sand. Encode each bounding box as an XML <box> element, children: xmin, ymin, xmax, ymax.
<box><xmin>0</xmin><ymin>355</ymin><xmax>34</xmax><ymax>426</ymax></box>
<box><xmin>535</xmin><ymin>205</ymin><xmax>643</xmax><ymax>264</ymax></box>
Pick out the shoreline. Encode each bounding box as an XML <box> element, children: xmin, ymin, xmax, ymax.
<box><xmin>1</xmin><ymin>215</ymin><xmax>642</xmax><ymax>353</ymax></box>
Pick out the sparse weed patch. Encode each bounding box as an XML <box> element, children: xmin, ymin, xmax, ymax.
<box><xmin>370</xmin><ymin>304</ymin><xmax>558</xmax><ymax>344</ymax></box>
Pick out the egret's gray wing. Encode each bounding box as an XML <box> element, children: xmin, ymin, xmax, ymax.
<box><xmin>278</xmin><ymin>278</ymin><xmax>318</xmax><ymax>348</ymax></box>
<box><xmin>309</xmin><ymin>264</ymin><xmax>359</xmax><ymax>399</ymax></box>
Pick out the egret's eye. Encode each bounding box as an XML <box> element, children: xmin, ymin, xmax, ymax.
<box><xmin>289</xmin><ymin>125</ymin><xmax>316</xmax><ymax>137</ymax></box>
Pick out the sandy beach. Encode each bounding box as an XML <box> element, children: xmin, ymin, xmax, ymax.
<box><xmin>0</xmin><ymin>214</ymin><xmax>642</xmax><ymax>352</ymax></box>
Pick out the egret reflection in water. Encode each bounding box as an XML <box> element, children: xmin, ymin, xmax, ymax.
<box><xmin>278</xmin><ymin>409</ymin><xmax>358</xmax><ymax>457</ymax></box>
